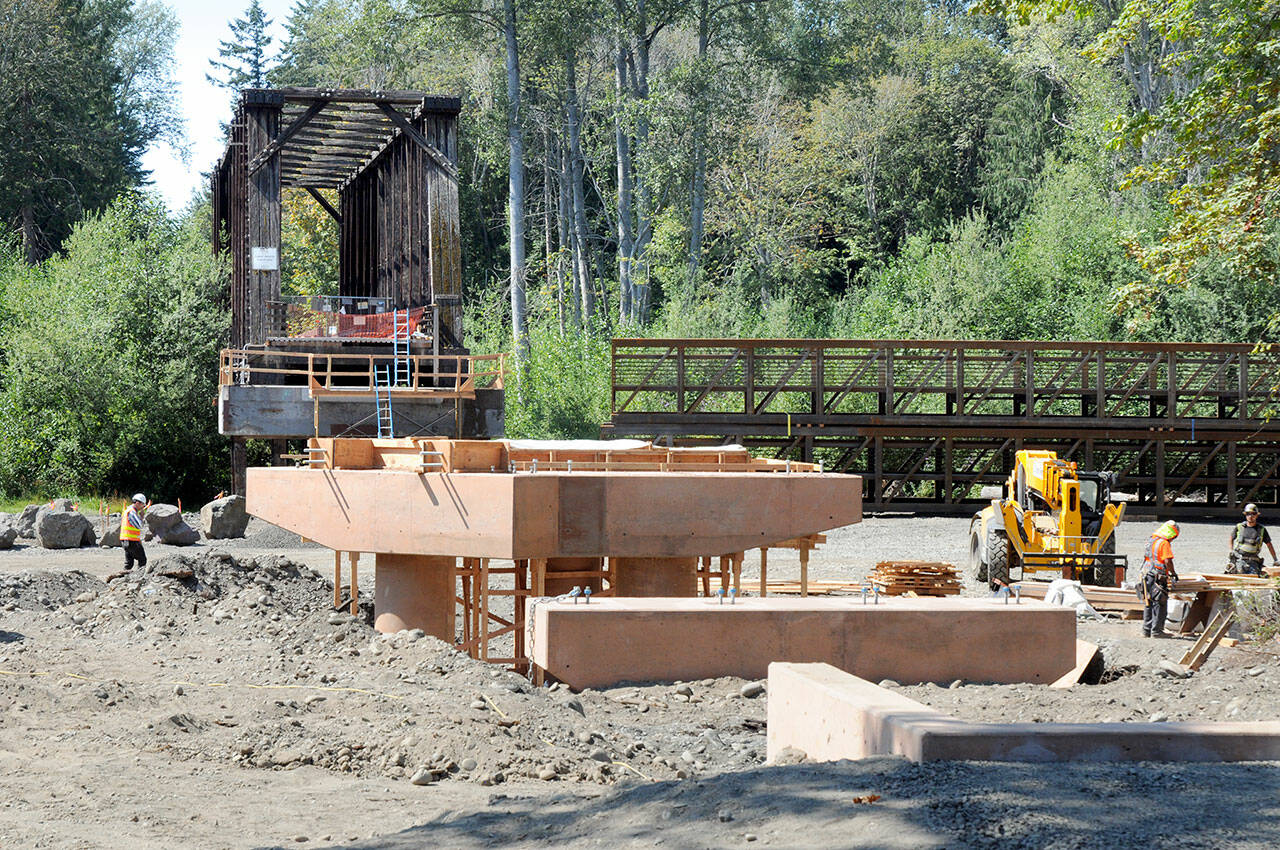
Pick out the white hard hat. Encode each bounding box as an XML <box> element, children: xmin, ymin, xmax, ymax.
<box><xmin>132</xmin><ymin>493</ymin><xmax>147</xmax><ymax>504</ymax></box>
<box><xmin>1244</xmin><ymin>503</ymin><xmax>1260</xmax><ymax>515</ymax></box>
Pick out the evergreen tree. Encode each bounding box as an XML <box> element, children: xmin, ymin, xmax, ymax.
<box><xmin>207</xmin><ymin>0</ymin><xmax>275</xmax><ymax>91</ymax></box>
<box><xmin>0</xmin><ymin>0</ymin><xmax>149</xmax><ymax>261</ymax></box>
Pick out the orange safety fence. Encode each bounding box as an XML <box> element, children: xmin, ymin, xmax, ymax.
<box><xmin>289</xmin><ymin>305</ymin><xmax>427</xmax><ymax>340</ymax></box>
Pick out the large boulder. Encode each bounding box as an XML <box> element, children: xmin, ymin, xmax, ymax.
<box><xmin>159</xmin><ymin>520</ymin><xmax>200</xmax><ymax>546</ymax></box>
<box><xmin>0</xmin><ymin>520</ymin><xmax>16</xmax><ymax>549</ymax></box>
<box><xmin>15</xmin><ymin>504</ymin><xmax>42</xmax><ymax>538</ymax></box>
<box><xmin>144</xmin><ymin>504</ymin><xmax>182</xmax><ymax>536</ymax></box>
<box><xmin>200</xmin><ymin>495</ymin><xmax>249</xmax><ymax>539</ymax></box>
<box><xmin>100</xmin><ymin>517</ymin><xmax>122</xmax><ymax>548</ymax></box>
<box><xmin>35</xmin><ymin>509</ymin><xmax>95</xmax><ymax>549</ymax></box>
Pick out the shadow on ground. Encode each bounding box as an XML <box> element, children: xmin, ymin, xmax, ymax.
<box><xmin>258</xmin><ymin>758</ymin><xmax>1280</xmax><ymax>849</ymax></box>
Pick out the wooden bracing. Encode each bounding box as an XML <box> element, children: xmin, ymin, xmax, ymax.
<box><xmin>448</xmin><ymin>537</ymin><xmax>824</xmax><ymax>672</ymax></box>
<box><xmin>606</xmin><ymin>339</ymin><xmax>1280</xmax><ymax>517</ymax></box>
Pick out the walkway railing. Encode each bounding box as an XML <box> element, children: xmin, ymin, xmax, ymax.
<box><xmin>611</xmin><ymin>338</ymin><xmax>1280</xmax><ymax>422</ymax></box>
<box><xmin>219</xmin><ymin>348</ymin><xmax>505</xmax><ymax>398</ymax></box>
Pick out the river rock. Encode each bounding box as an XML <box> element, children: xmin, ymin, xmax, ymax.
<box><xmin>201</xmin><ymin>495</ymin><xmax>249</xmax><ymax>539</ymax></box>
<box><xmin>159</xmin><ymin>520</ymin><xmax>200</xmax><ymax>546</ymax></box>
<box><xmin>15</xmin><ymin>504</ymin><xmax>42</xmax><ymax>537</ymax></box>
<box><xmin>145</xmin><ymin>504</ymin><xmax>182</xmax><ymax>536</ymax></box>
<box><xmin>100</xmin><ymin>518</ymin><xmax>122</xmax><ymax>548</ymax></box>
<box><xmin>35</xmin><ymin>509</ymin><xmax>95</xmax><ymax>549</ymax></box>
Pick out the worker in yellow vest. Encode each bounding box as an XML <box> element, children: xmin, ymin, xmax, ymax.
<box><xmin>121</xmin><ymin>493</ymin><xmax>148</xmax><ymax>571</ymax></box>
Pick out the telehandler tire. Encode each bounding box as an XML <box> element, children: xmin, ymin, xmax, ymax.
<box><xmin>986</xmin><ymin>527</ymin><xmax>1012</xmax><ymax>588</ymax></box>
<box><xmin>1088</xmin><ymin>536</ymin><xmax>1117</xmax><ymax>587</ymax></box>
<box><xmin>968</xmin><ymin>521</ymin><xmax>988</xmax><ymax>583</ymax></box>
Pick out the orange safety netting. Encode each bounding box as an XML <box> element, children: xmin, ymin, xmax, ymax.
<box><xmin>292</xmin><ymin>306</ymin><xmax>427</xmax><ymax>339</ymax></box>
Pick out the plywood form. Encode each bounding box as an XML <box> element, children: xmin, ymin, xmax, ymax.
<box><xmin>530</xmin><ymin>596</ymin><xmax>1075</xmax><ymax>689</ymax></box>
<box><xmin>767</xmin><ymin>662</ymin><xmax>1280</xmax><ymax>763</ymax></box>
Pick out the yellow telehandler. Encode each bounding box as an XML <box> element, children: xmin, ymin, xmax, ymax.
<box><xmin>968</xmin><ymin>449</ymin><xmax>1127</xmax><ymax>588</ymax></box>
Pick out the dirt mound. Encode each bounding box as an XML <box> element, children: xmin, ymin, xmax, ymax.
<box><xmin>117</xmin><ymin>551</ymin><xmax>334</xmax><ymax>612</ymax></box>
<box><xmin>0</xmin><ymin>569</ymin><xmax>105</xmax><ymax>610</ymax></box>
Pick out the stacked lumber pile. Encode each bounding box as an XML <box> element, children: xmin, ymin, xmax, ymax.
<box><xmin>1179</xmin><ymin>573</ymin><xmax>1276</xmax><ymax>591</ymax></box>
<box><xmin>869</xmin><ymin>561</ymin><xmax>961</xmax><ymax>597</ymax></box>
<box><xmin>1017</xmin><ymin>573</ymin><xmax>1276</xmax><ymax>613</ymax></box>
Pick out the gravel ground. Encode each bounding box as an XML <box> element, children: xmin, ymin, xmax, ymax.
<box><xmin>2</xmin><ymin>512</ymin><xmax>1279</xmax><ymax>849</ymax></box>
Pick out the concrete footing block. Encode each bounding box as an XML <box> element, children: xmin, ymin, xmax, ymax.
<box><xmin>767</xmin><ymin>662</ymin><xmax>1280</xmax><ymax>764</ymax></box>
<box><xmin>531</xmin><ymin>596</ymin><xmax>1076</xmax><ymax>690</ymax></box>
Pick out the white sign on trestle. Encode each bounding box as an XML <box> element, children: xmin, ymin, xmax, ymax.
<box><xmin>251</xmin><ymin>247</ymin><xmax>279</xmax><ymax>270</ymax></box>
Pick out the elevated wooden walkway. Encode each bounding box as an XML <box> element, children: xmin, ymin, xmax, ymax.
<box><xmin>603</xmin><ymin>338</ymin><xmax>1280</xmax><ymax>517</ymax></box>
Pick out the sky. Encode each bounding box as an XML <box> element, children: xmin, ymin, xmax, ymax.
<box><xmin>140</xmin><ymin>0</ymin><xmax>297</xmax><ymax>213</ymax></box>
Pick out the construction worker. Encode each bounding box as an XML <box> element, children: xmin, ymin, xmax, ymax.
<box><xmin>121</xmin><ymin>493</ymin><xmax>148</xmax><ymax>571</ymax></box>
<box><xmin>1228</xmin><ymin>503</ymin><xmax>1278</xmax><ymax>576</ymax></box>
<box><xmin>1138</xmin><ymin>520</ymin><xmax>1179</xmax><ymax>638</ymax></box>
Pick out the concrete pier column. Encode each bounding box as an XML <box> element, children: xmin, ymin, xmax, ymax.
<box><xmin>374</xmin><ymin>554</ymin><xmax>455</xmax><ymax>638</ymax></box>
<box><xmin>611</xmin><ymin>557</ymin><xmax>699</xmax><ymax>597</ymax></box>
<box><xmin>545</xmin><ymin>557</ymin><xmax>603</xmax><ymax>596</ymax></box>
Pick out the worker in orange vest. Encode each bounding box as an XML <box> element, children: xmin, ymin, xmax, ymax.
<box><xmin>1138</xmin><ymin>520</ymin><xmax>1179</xmax><ymax>638</ymax></box>
<box><xmin>121</xmin><ymin>493</ymin><xmax>148</xmax><ymax>571</ymax></box>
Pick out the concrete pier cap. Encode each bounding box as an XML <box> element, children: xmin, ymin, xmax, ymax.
<box><xmin>246</xmin><ymin>437</ymin><xmax>861</xmax><ymax>639</ymax></box>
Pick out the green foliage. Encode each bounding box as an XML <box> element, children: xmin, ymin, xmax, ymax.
<box><xmin>984</xmin><ymin>0</ymin><xmax>1280</xmax><ymax>299</ymax></box>
<box><xmin>502</xmin><ymin>325</ymin><xmax>611</xmax><ymax>439</ymax></box>
<box><xmin>0</xmin><ymin>0</ymin><xmax>175</xmax><ymax>260</ymax></box>
<box><xmin>0</xmin><ymin>196</ymin><xmax>230</xmax><ymax>502</ymax></box>
<box><xmin>281</xmin><ymin>189</ymin><xmax>339</xmax><ymax>298</ymax></box>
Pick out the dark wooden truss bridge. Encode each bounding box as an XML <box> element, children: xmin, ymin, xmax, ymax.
<box><xmin>603</xmin><ymin>339</ymin><xmax>1280</xmax><ymax>517</ymax></box>
<box><xmin>211</xmin><ymin>87</ymin><xmax>463</xmax><ymax>349</ymax></box>
<box><xmin>210</xmin><ymin>88</ymin><xmax>503</xmax><ymax>492</ymax></box>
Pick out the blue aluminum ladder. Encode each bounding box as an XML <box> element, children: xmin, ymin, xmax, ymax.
<box><xmin>374</xmin><ymin>363</ymin><xmax>394</xmax><ymax>437</ymax></box>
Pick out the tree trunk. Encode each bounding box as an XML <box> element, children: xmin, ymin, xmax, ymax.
<box><xmin>557</xmin><ymin>127</ymin><xmax>581</xmax><ymax>329</ymax></box>
<box><xmin>504</xmin><ymin>0</ymin><xmax>528</xmax><ymax>363</ymax></box>
<box><xmin>687</xmin><ymin>0</ymin><xmax>710</xmax><ymax>286</ymax></box>
<box><xmin>542</xmin><ymin>125</ymin><xmax>561</xmax><ymax>333</ymax></box>
<box><xmin>630</xmin><ymin>16</ymin><xmax>654</xmax><ymax>325</ymax></box>
<box><xmin>615</xmin><ymin>40</ymin><xmax>635</xmax><ymax>325</ymax></box>
<box><xmin>21</xmin><ymin>201</ymin><xmax>38</xmax><ymax>264</ymax></box>
<box><xmin>560</xmin><ymin>131</ymin><xmax>581</xmax><ymax>327</ymax></box>
<box><xmin>565</xmin><ymin>49</ymin><xmax>594</xmax><ymax>325</ymax></box>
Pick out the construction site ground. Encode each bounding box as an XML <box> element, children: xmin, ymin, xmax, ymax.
<box><xmin>3</xmin><ymin>515</ymin><xmax>1279</xmax><ymax>849</ymax></box>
